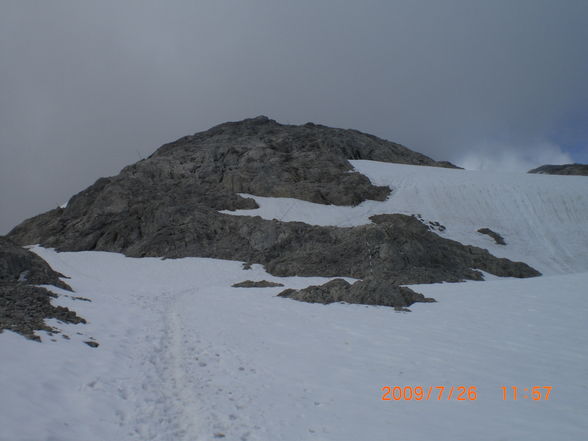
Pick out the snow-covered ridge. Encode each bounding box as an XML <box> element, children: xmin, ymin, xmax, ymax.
<box><xmin>222</xmin><ymin>160</ymin><xmax>588</xmax><ymax>275</ymax></box>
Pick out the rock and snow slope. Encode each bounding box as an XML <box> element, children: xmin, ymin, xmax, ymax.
<box><xmin>0</xmin><ymin>164</ymin><xmax>587</xmax><ymax>440</ymax></box>
<box><xmin>8</xmin><ymin>117</ymin><xmax>535</xmax><ymax>294</ymax></box>
<box><xmin>1</xmin><ymin>124</ymin><xmax>587</xmax><ymax>440</ymax></box>
<box><xmin>225</xmin><ymin>160</ymin><xmax>588</xmax><ymax>275</ymax></box>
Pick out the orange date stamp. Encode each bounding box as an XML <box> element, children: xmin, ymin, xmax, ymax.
<box><xmin>381</xmin><ymin>386</ymin><xmax>553</xmax><ymax>401</ymax></box>
<box><xmin>381</xmin><ymin>386</ymin><xmax>478</xmax><ymax>401</ymax></box>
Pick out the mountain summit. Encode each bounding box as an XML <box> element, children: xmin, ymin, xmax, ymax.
<box><xmin>8</xmin><ymin>117</ymin><xmax>539</xmax><ymax>310</ymax></box>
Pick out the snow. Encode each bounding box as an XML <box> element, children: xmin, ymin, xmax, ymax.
<box><xmin>1</xmin><ymin>249</ymin><xmax>587</xmax><ymax>441</ymax></box>
<box><xmin>2</xmin><ymin>163</ymin><xmax>588</xmax><ymax>441</ymax></box>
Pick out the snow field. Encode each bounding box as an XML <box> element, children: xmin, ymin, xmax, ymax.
<box><xmin>1</xmin><ymin>247</ymin><xmax>587</xmax><ymax>441</ymax></box>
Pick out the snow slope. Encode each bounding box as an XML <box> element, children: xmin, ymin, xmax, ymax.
<box><xmin>222</xmin><ymin>161</ymin><xmax>588</xmax><ymax>274</ymax></box>
<box><xmin>1</xmin><ymin>248</ymin><xmax>587</xmax><ymax>441</ymax></box>
<box><xmin>1</xmin><ymin>163</ymin><xmax>588</xmax><ymax>441</ymax></box>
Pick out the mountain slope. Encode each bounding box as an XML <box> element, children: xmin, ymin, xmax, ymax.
<box><xmin>226</xmin><ymin>161</ymin><xmax>588</xmax><ymax>275</ymax></box>
<box><xmin>7</xmin><ymin>118</ymin><xmax>538</xmax><ymax>303</ymax></box>
<box><xmin>1</xmin><ymin>147</ymin><xmax>587</xmax><ymax>440</ymax></box>
<box><xmin>2</xmin><ymin>118</ymin><xmax>587</xmax><ymax>439</ymax></box>
<box><xmin>528</xmin><ymin>163</ymin><xmax>588</xmax><ymax>176</ymax></box>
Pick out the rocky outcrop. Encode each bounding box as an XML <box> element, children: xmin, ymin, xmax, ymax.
<box><xmin>278</xmin><ymin>278</ymin><xmax>435</xmax><ymax>308</ymax></box>
<box><xmin>0</xmin><ymin>284</ymin><xmax>86</xmax><ymax>341</ymax></box>
<box><xmin>0</xmin><ymin>237</ymin><xmax>85</xmax><ymax>341</ymax></box>
<box><xmin>8</xmin><ymin>208</ymin><xmax>540</xmax><ymax>285</ymax></box>
<box><xmin>232</xmin><ymin>280</ymin><xmax>284</xmax><ymax>288</ymax></box>
<box><xmin>146</xmin><ymin>116</ymin><xmax>458</xmax><ymax>206</ymax></box>
<box><xmin>477</xmin><ymin>228</ymin><xmax>506</xmax><ymax>245</ymax></box>
<box><xmin>528</xmin><ymin>163</ymin><xmax>588</xmax><ymax>176</ymax></box>
<box><xmin>0</xmin><ymin>236</ymin><xmax>71</xmax><ymax>290</ymax></box>
<box><xmin>7</xmin><ymin>117</ymin><xmax>540</xmax><ymax>310</ymax></box>
<box><xmin>259</xmin><ymin>214</ymin><xmax>539</xmax><ymax>282</ymax></box>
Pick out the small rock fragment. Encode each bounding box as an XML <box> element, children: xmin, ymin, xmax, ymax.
<box><xmin>232</xmin><ymin>280</ymin><xmax>284</xmax><ymax>288</ymax></box>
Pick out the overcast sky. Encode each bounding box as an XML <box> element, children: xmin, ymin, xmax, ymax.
<box><xmin>1</xmin><ymin>0</ymin><xmax>587</xmax><ymax>233</ymax></box>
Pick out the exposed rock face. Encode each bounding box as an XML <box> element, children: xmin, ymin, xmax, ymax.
<box><xmin>258</xmin><ymin>214</ymin><xmax>539</xmax><ymax>282</ymax></box>
<box><xmin>8</xmin><ymin>209</ymin><xmax>540</xmax><ymax>285</ymax></box>
<box><xmin>477</xmin><ymin>228</ymin><xmax>506</xmax><ymax>245</ymax></box>
<box><xmin>0</xmin><ymin>236</ymin><xmax>71</xmax><ymax>290</ymax></box>
<box><xmin>147</xmin><ymin>116</ymin><xmax>458</xmax><ymax>205</ymax></box>
<box><xmin>0</xmin><ymin>237</ymin><xmax>85</xmax><ymax>341</ymax></box>
<box><xmin>0</xmin><ymin>285</ymin><xmax>86</xmax><ymax>341</ymax></box>
<box><xmin>7</xmin><ymin>116</ymin><xmax>540</xmax><ymax>309</ymax></box>
<box><xmin>528</xmin><ymin>163</ymin><xmax>588</xmax><ymax>176</ymax></box>
<box><xmin>278</xmin><ymin>278</ymin><xmax>435</xmax><ymax>308</ymax></box>
<box><xmin>232</xmin><ymin>280</ymin><xmax>284</xmax><ymax>288</ymax></box>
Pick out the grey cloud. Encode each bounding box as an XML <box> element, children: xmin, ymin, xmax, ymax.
<box><xmin>1</xmin><ymin>0</ymin><xmax>587</xmax><ymax>232</ymax></box>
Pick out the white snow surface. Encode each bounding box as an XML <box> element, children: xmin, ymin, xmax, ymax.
<box><xmin>2</xmin><ymin>162</ymin><xmax>588</xmax><ymax>441</ymax></box>
<box><xmin>221</xmin><ymin>161</ymin><xmax>588</xmax><ymax>274</ymax></box>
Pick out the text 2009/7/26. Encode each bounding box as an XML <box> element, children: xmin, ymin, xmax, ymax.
<box><xmin>381</xmin><ymin>386</ymin><xmax>477</xmax><ymax>401</ymax></box>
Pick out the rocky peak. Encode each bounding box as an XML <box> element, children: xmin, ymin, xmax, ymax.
<box><xmin>528</xmin><ymin>163</ymin><xmax>588</xmax><ymax>176</ymax></box>
<box><xmin>7</xmin><ymin>117</ymin><xmax>540</xmax><ymax>309</ymax></box>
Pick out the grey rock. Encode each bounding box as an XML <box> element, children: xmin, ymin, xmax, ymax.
<box><xmin>437</xmin><ymin>161</ymin><xmax>463</xmax><ymax>169</ymax></box>
<box><xmin>0</xmin><ymin>284</ymin><xmax>86</xmax><ymax>341</ymax></box>
<box><xmin>0</xmin><ymin>236</ymin><xmax>71</xmax><ymax>290</ymax></box>
<box><xmin>232</xmin><ymin>280</ymin><xmax>284</xmax><ymax>288</ymax></box>
<box><xmin>12</xmin><ymin>210</ymin><xmax>539</xmax><ymax>284</ymax></box>
<box><xmin>477</xmin><ymin>228</ymin><xmax>506</xmax><ymax>245</ymax></box>
<box><xmin>278</xmin><ymin>278</ymin><xmax>436</xmax><ymax>308</ymax></box>
<box><xmin>0</xmin><ymin>236</ymin><xmax>85</xmax><ymax>341</ymax></box>
<box><xmin>528</xmin><ymin>163</ymin><xmax>588</xmax><ymax>176</ymax></box>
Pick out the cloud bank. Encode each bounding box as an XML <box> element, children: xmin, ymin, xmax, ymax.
<box><xmin>1</xmin><ymin>0</ymin><xmax>587</xmax><ymax>232</ymax></box>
